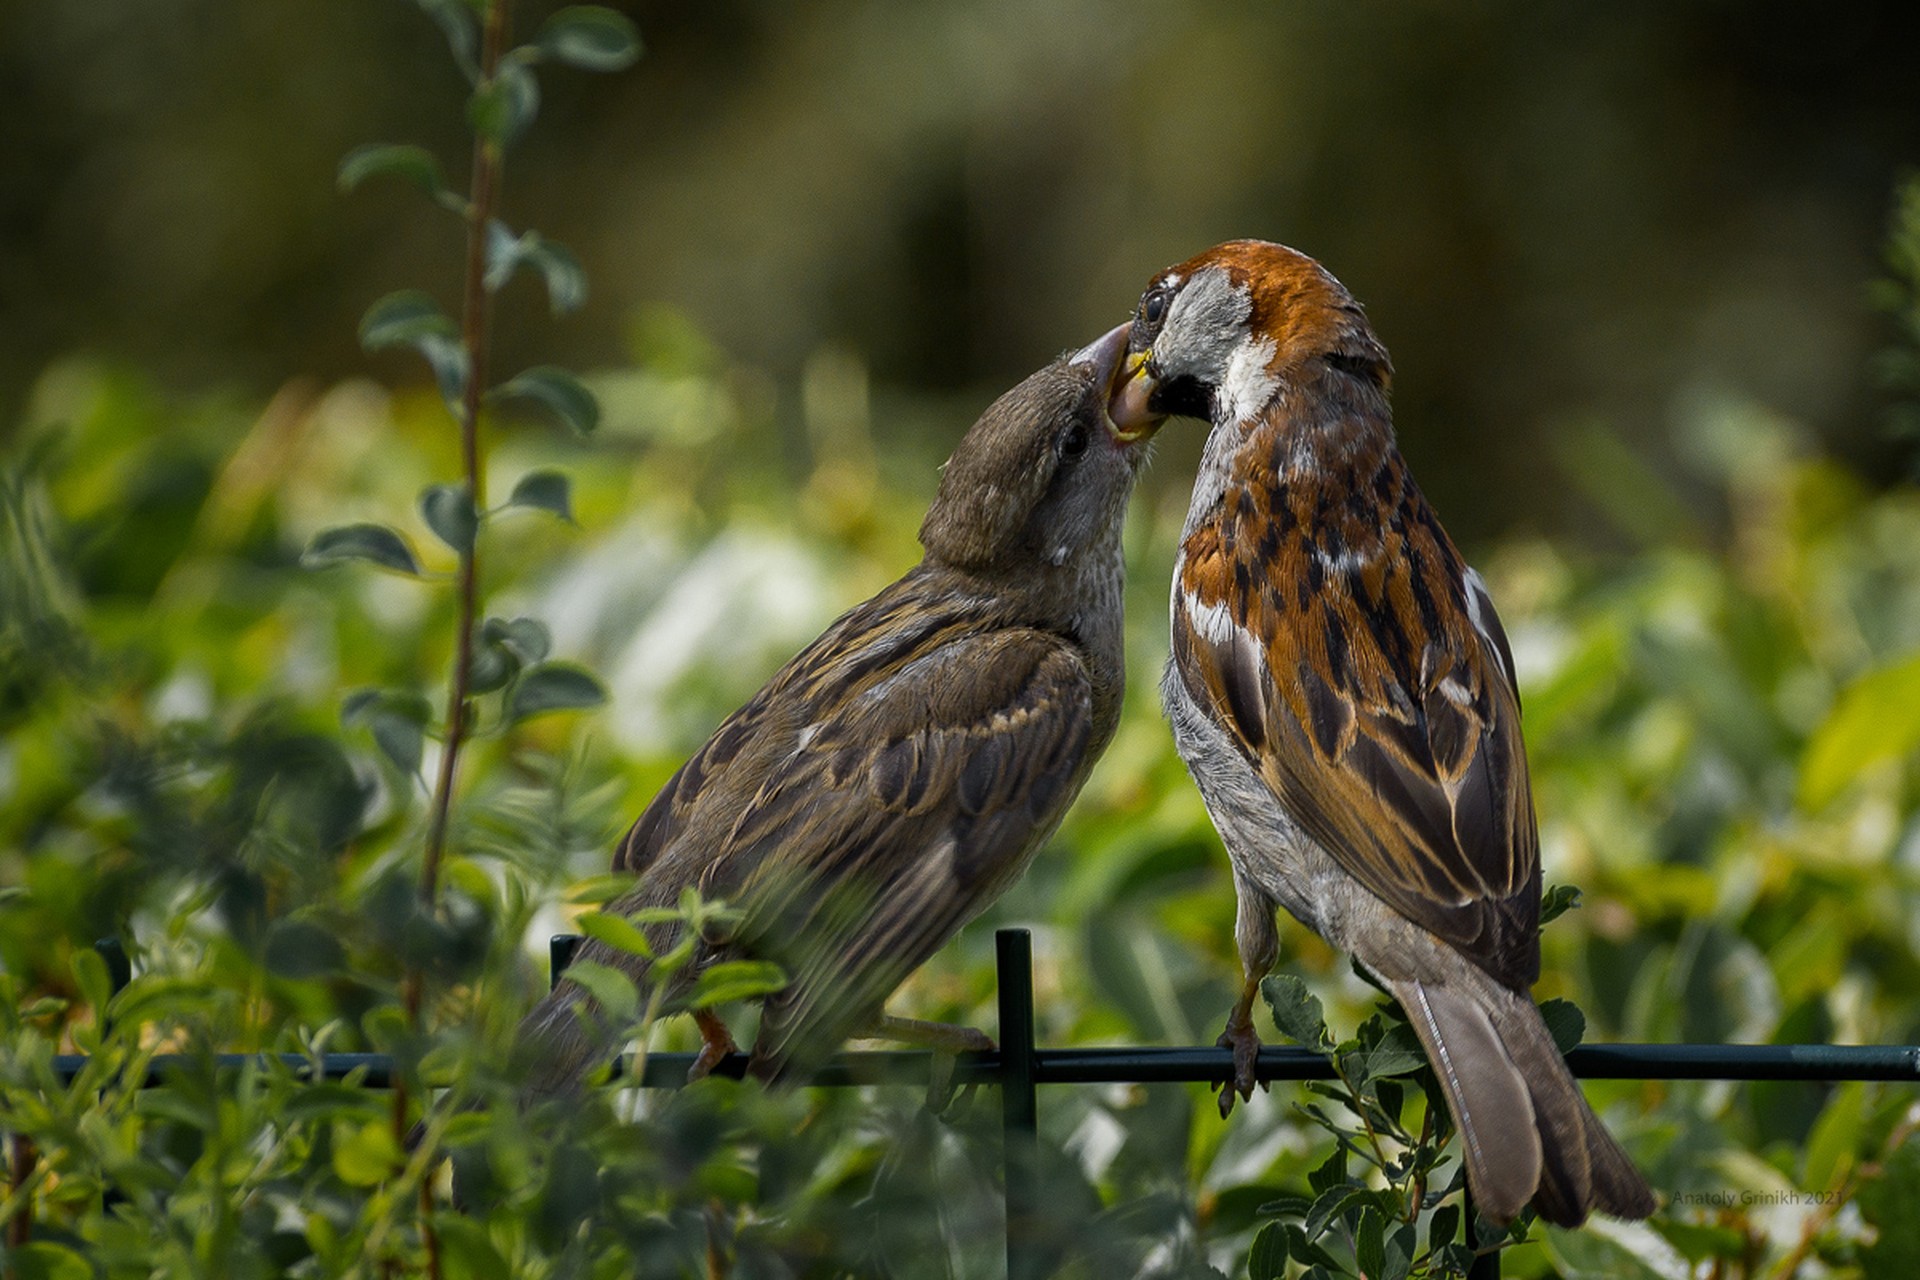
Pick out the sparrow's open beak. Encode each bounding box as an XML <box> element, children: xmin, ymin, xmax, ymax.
<box><xmin>1107</xmin><ymin>347</ymin><xmax>1159</xmax><ymax>439</ymax></box>
<box><xmin>1072</xmin><ymin>322</ymin><xmax>1164</xmax><ymax>444</ymax></box>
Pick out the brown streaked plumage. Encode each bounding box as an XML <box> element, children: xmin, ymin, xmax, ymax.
<box><xmin>1112</xmin><ymin>240</ymin><xmax>1654</xmax><ymax>1227</ymax></box>
<box><xmin>515</xmin><ymin>324</ymin><xmax>1162</xmax><ymax>1096</ymax></box>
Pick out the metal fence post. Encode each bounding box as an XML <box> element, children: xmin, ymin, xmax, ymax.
<box><xmin>1463</xmin><ymin>1186</ymin><xmax>1500</xmax><ymax>1280</ymax></box>
<box><xmin>550</xmin><ymin>934</ymin><xmax>582</xmax><ymax>991</ymax></box>
<box><xmin>996</xmin><ymin>928</ymin><xmax>1042</xmax><ymax>1280</ymax></box>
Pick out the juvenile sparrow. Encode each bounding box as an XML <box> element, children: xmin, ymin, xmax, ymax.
<box><xmin>515</xmin><ymin>323</ymin><xmax>1162</xmax><ymax>1096</ymax></box>
<box><xmin>1108</xmin><ymin>241</ymin><xmax>1654</xmax><ymax>1226</ymax></box>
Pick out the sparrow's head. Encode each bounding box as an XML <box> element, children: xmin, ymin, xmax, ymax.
<box><xmin>921</xmin><ymin>322</ymin><xmax>1164</xmax><ymax>573</ymax></box>
<box><xmin>1109</xmin><ymin>240</ymin><xmax>1391</xmax><ymax>431</ymax></box>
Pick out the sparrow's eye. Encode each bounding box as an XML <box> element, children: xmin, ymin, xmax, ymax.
<box><xmin>1057</xmin><ymin>421</ymin><xmax>1090</xmax><ymax>460</ymax></box>
<box><xmin>1141</xmin><ymin>285</ymin><xmax>1172</xmax><ymax>328</ymax></box>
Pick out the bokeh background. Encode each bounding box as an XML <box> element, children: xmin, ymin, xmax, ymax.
<box><xmin>6</xmin><ymin>2</ymin><xmax>1920</xmax><ymax>1276</ymax></box>
<box><xmin>7</xmin><ymin>0</ymin><xmax>1920</xmax><ymax>538</ymax></box>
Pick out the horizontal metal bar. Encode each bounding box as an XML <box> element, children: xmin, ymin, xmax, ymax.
<box><xmin>1564</xmin><ymin>1043</ymin><xmax>1920</xmax><ymax>1081</ymax></box>
<box><xmin>46</xmin><ymin>1041</ymin><xmax>1920</xmax><ymax>1089</ymax></box>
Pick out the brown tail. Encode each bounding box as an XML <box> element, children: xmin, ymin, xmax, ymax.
<box><xmin>1386</xmin><ymin>973</ymin><xmax>1656</xmax><ymax>1227</ymax></box>
<box><xmin>510</xmin><ymin>947</ymin><xmax>651</xmax><ymax>1101</ymax></box>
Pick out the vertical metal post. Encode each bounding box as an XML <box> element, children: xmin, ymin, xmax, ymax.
<box><xmin>996</xmin><ymin>928</ymin><xmax>1041</xmax><ymax>1280</ymax></box>
<box><xmin>95</xmin><ymin>939</ymin><xmax>132</xmax><ymax>999</ymax></box>
<box><xmin>1464</xmin><ymin>1186</ymin><xmax>1500</xmax><ymax>1280</ymax></box>
<box><xmin>550</xmin><ymin>934</ymin><xmax>582</xmax><ymax>991</ymax></box>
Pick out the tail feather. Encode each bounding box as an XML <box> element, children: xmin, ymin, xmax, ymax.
<box><xmin>511</xmin><ymin>948</ymin><xmax>652</xmax><ymax>1101</ymax></box>
<box><xmin>1389</xmin><ymin>974</ymin><xmax>1654</xmax><ymax>1227</ymax></box>
<box><xmin>1395</xmin><ymin>980</ymin><xmax>1541</xmax><ymax>1223</ymax></box>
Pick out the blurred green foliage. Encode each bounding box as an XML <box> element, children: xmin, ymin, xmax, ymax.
<box><xmin>4</xmin><ymin>3</ymin><xmax>1920</xmax><ymax>1276</ymax></box>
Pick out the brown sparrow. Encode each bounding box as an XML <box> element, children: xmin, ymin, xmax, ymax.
<box><xmin>515</xmin><ymin>323</ymin><xmax>1163</xmax><ymax>1096</ymax></box>
<box><xmin>1107</xmin><ymin>241</ymin><xmax>1654</xmax><ymax>1226</ymax></box>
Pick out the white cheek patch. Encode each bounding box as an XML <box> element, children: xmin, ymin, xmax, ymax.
<box><xmin>1220</xmin><ymin>335</ymin><xmax>1279</xmax><ymax>424</ymax></box>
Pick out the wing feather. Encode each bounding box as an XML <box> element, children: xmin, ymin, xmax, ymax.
<box><xmin>1176</xmin><ymin>467</ymin><xmax>1541</xmax><ymax>987</ymax></box>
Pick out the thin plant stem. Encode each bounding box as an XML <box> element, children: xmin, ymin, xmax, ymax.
<box><xmin>392</xmin><ymin>5</ymin><xmax>511</xmax><ymax>1276</ymax></box>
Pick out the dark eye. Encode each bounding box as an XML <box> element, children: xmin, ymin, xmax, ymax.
<box><xmin>1057</xmin><ymin>421</ymin><xmax>1090</xmax><ymax>459</ymax></box>
<box><xmin>1141</xmin><ymin>285</ymin><xmax>1171</xmax><ymax>327</ymax></box>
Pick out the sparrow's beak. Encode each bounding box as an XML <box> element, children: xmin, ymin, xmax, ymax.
<box><xmin>1073</xmin><ymin>322</ymin><xmax>1164</xmax><ymax>444</ymax></box>
<box><xmin>1107</xmin><ymin>348</ymin><xmax>1160</xmax><ymax>439</ymax></box>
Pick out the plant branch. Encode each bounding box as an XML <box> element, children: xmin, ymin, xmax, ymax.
<box><xmin>393</xmin><ymin>7</ymin><xmax>511</xmax><ymax>1278</ymax></box>
<box><xmin>417</xmin><ymin>0</ymin><xmax>509</xmax><ymax>928</ymax></box>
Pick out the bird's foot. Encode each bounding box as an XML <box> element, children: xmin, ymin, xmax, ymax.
<box><xmin>1215</xmin><ymin>1016</ymin><xmax>1264</xmax><ymax>1119</ymax></box>
<box><xmin>688</xmin><ymin>1009</ymin><xmax>742</xmax><ymax>1082</ymax></box>
<box><xmin>870</xmin><ymin>1013</ymin><xmax>995</xmax><ymax>1116</ymax></box>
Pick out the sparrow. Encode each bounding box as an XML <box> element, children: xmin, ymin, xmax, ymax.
<box><xmin>514</xmin><ymin>323</ymin><xmax>1163</xmax><ymax>1097</ymax></box>
<box><xmin>1107</xmin><ymin>240</ymin><xmax>1654</xmax><ymax>1227</ymax></box>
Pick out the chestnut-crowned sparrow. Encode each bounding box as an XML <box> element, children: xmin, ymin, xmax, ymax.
<box><xmin>1108</xmin><ymin>240</ymin><xmax>1654</xmax><ymax>1226</ymax></box>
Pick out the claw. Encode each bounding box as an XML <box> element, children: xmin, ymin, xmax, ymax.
<box><xmin>688</xmin><ymin>1008</ymin><xmax>741</xmax><ymax>1082</ymax></box>
<box><xmin>1215</xmin><ymin>1013</ymin><xmax>1263</xmax><ymax>1118</ymax></box>
<box><xmin>867</xmin><ymin>1012</ymin><xmax>994</xmax><ymax>1115</ymax></box>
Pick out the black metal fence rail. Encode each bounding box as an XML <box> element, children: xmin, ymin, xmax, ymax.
<box><xmin>30</xmin><ymin>929</ymin><xmax>1920</xmax><ymax>1279</ymax></box>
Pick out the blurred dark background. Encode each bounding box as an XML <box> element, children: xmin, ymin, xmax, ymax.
<box><xmin>3</xmin><ymin>0</ymin><xmax>1918</xmax><ymax>543</ymax></box>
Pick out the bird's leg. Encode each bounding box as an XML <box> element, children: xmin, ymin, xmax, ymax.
<box><xmin>688</xmin><ymin>1008</ymin><xmax>742</xmax><ymax>1082</ymax></box>
<box><xmin>1218</xmin><ymin>881</ymin><xmax>1280</xmax><ymax>1118</ymax></box>
<box><xmin>1216</xmin><ymin>974</ymin><xmax>1265</xmax><ymax>1118</ymax></box>
<box><xmin>868</xmin><ymin>1013</ymin><xmax>996</xmax><ymax>1115</ymax></box>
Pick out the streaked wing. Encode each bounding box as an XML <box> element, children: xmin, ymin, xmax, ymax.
<box><xmin>1175</xmin><ymin>476</ymin><xmax>1540</xmax><ymax>987</ymax></box>
<box><xmin>652</xmin><ymin>589</ymin><xmax>1095</xmax><ymax>1075</ymax></box>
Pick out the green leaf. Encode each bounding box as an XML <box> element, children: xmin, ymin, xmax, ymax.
<box><xmin>522</xmin><ymin>237</ymin><xmax>587</xmax><ymax>313</ymax></box>
<box><xmin>1262</xmin><ymin>973</ymin><xmax>1332</xmax><ymax>1050</ymax></box>
<box><xmin>1352</xmin><ymin>1021</ymin><xmax>1425</xmax><ymax>1083</ymax></box>
<box><xmin>561</xmin><ymin>958</ymin><xmax>639</xmax><ymax>1025</ymax></box>
<box><xmin>432</xmin><ymin>1215</ymin><xmax>512</xmax><ymax>1280</ymax></box>
<box><xmin>1859</xmin><ymin>1136</ymin><xmax>1920</xmax><ymax>1279</ymax></box>
<box><xmin>358</xmin><ymin>290</ymin><xmax>469</xmax><ymax>405</ymax></box>
<box><xmin>469</xmin><ymin>60</ymin><xmax>540</xmax><ymax>147</ymax></box>
<box><xmin>70</xmin><ymin>947</ymin><xmax>112</xmax><ymax>1026</ymax></box>
<box><xmin>535</xmin><ymin>6</ymin><xmax>641</xmax><ymax>72</ymax></box>
<box><xmin>1283</xmin><ymin>1224</ymin><xmax>1342</xmax><ymax>1271</ymax></box>
<box><xmin>1803</xmin><ymin>1080</ymin><xmax>1867</xmax><ymax>1191</ymax></box>
<box><xmin>566</xmin><ymin>873</ymin><xmax>639</xmax><ymax>904</ymax></box>
<box><xmin>576</xmin><ymin>911</ymin><xmax>654</xmax><ymax>960</ymax></box>
<box><xmin>495</xmin><ymin>365</ymin><xmax>599</xmax><ymax>434</ymax></box>
<box><xmin>333</xmin><ymin>1119</ymin><xmax>403</xmax><ymax>1187</ymax></box>
<box><xmin>507</xmin><ymin>663</ymin><xmax>606</xmax><ymax>722</ymax></box>
<box><xmin>1306</xmin><ymin>1145</ymin><xmax>1347</xmax><ymax>1196</ymax></box>
<box><xmin>1800</xmin><ymin>651</ymin><xmax>1920</xmax><ymax>809</ymax></box>
<box><xmin>1355</xmin><ymin>1208</ymin><xmax>1385</xmax><ymax>1280</ymax></box>
<box><xmin>338</xmin><ymin>143</ymin><xmax>449</xmax><ymax>198</ymax></box>
<box><xmin>690</xmin><ymin>960</ymin><xmax>786</xmax><ymax>1008</ymax></box>
<box><xmin>343</xmin><ymin>690</ymin><xmax>433</xmax><ymax>771</ymax></box>
<box><xmin>1303</xmin><ymin>1185</ymin><xmax>1370</xmax><ymax>1241</ymax></box>
<box><xmin>507</xmin><ymin>469</ymin><xmax>574</xmax><ymax>522</ymax></box>
<box><xmin>483</xmin><ymin>223</ymin><xmax>587</xmax><ymax>313</ymax></box>
<box><xmin>1538</xmin><ymin>997</ymin><xmax>1587</xmax><ymax>1055</ymax></box>
<box><xmin>359</xmin><ymin>289</ymin><xmax>456</xmax><ymax>349</ymax></box>
<box><xmin>1382</xmin><ymin>1223</ymin><xmax>1415</xmax><ymax>1280</ymax></box>
<box><xmin>1247</xmin><ymin>1223</ymin><xmax>1290</xmax><ymax>1280</ymax></box>
<box><xmin>420</xmin><ymin>482</ymin><xmax>478</xmax><ymax>553</ymax></box>
<box><xmin>370</xmin><ymin>710</ymin><xmax>425</xmax><ymax>777</ymax></box>
<box><xmin>265</xmin><ymin>919</ymin><xmax>347</xmax><ymax>979</ymax></box>
<box><xmin>412</xmin><ymin>0</ymin><xmax>478</xmax><ymax>79</ymax></box>
<box><xmin>1428</xmin><ymin>1203</ymin><xmax>1461</xmax><ymax>1250</ymax></box>
<box><xmin>5</xmin><ymin>1243</ymin><xmax>92</xmax><ymax>1280</ymax></box>
<box><xmin>1255</xmin><ymin>1194</ymin><xmax>1313</xmax><ymax>1220</ymax></box>
<box><xmin>483</xmin><ymin>616</ymin><xmax>551</xmax><ymax>665</ymax></box>
<box><xmin>468</xmin><ymin>641</ymin><xmax>519</xmax><ymax>695</ymax></box>
<box><xmin>302</xmin><ymin>523</ymin><xmax>423</xmax><ymax>576</ymax></box>
<box><xmin>1540</xmin><ymin>882</ymin><xmax>1582</xmax><ymax>925</ymax></box>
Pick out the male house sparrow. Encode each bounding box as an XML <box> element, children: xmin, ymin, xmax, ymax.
<box><xmin>515</xmin><ymin>324</ymin><xmax>1162</xmax><ymax>1096</ymax></box>
<box><xmin>1108</xmin><ymin>241</ymin><xmax>1654</xmax><ymax>1226</ymax></box>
